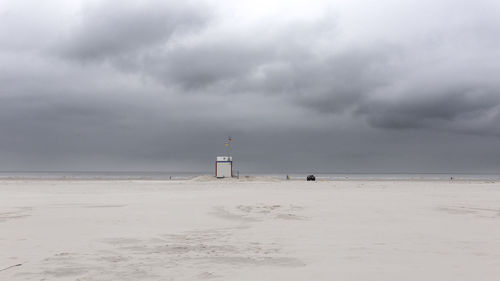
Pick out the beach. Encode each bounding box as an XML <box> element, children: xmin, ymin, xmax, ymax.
<box><xmin>1</xmin><ymin>177</ymin><xmax>500</xmax><ymax>280</ymax></box>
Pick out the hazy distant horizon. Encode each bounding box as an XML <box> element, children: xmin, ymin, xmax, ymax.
<box><xmin>1</xmin><ymin>170</ymin><xmax>499</xmax><ymax>176</ymax></box>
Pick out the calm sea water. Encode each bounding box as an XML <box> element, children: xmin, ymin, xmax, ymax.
<box><xmin>0</xmin><ymin>171</ymin><xmax>499</xmax><ymax>181</ymax></box>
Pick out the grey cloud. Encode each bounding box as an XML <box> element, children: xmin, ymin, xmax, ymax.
<box><xmin>3</xmin><ymin>0</ymin><xmax>500</xmax><ymax>172</ymax></box>
<box><xmin>59</xmin><ymin>11</ymin><xmax>339</xmax><ymax>93</ymax></box>
<box><xmin>56</xmin><ymin>7</ymin><xmax>393</xmax><ymax>117</ymax></box>
<box><xmin>55</xmin><ymin>2</ymin><xmax>500</xmax><ymax>138</ymax></box>
<box><xmin>145</xmin><ymin>40</ymin><xmax>276</xmax><ymax>90</ymax></box>
<box><xmin>275</xmin><ymin>46</ymin><xmax>397</xmax><ymax>114</ymax></box>
<box><xmin>358</xmin><ymin>88</ymin><xmax>500</xmax><ymax>130</ymax></box>
<box><xmin>59</xmin><ymin>10</ymin><xmax>398</xmax><ymax>119</ymax></box>
<box><xmin>58</xmin><ymin>0</ymin><xmax>211</xmax><ymax>61</ymax></box>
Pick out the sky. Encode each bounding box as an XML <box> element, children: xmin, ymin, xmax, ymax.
<box><xmin>1</xmin><ymin>0</ymin><xmax>500</xmax><ymax>173</ymax></box>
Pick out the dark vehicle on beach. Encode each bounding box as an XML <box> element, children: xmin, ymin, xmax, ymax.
<box><xmin>307</xmin><ymin>175</ymin><xmax>316</xmax><ymax>181</ymax></box>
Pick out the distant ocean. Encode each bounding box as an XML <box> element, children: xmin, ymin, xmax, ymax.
<box><xmin>0</xmin><ymin>171</ymin><xmax>499</xmax><ymax>181</ymax></box>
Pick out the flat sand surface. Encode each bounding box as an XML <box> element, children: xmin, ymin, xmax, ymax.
<box><xmin>1</xmin><ymin>178</ymin><xmax>500</xmax><ymax>280</ymax></box>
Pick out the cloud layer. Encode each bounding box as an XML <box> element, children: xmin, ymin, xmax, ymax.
<box><xmin>1</xmin><ymin>0</ymin><xmax>500</xmax><ymax>172</ymax></box>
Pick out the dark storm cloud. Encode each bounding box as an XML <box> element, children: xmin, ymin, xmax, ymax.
<box><xmin>2</xmin><ymin>0</ymin><xmax>500</xmax><ymax>172</ymax></box>
<box><xmin>60</xmin><ymin>10</ymin><xmax>385</xmax><ymax>116</ymax></box>
<box><xmin>146</xmin><ymin>16</ymin><xmax>338</xmax><ymax>91</ymax></box>
<box><xmin>145</xmin><ymin>39</ymin><xmax>275</xmax><ymax>90</ymax></box>
<box><xmin>268</xmin><ymin>46</ymin><xmax>397</xmax><ymax>114</ymax></box>
<box><xmin>66</xmin><ymin>13</ymin><xmax>339</xmax><ymax>93</ymax></box>
<box><xmin>59</xmin><ymin>3</ymin><xmax>500</xmax><ymax>135</ymax></box>
<box><xmin>358</xmin><ymin>87</ymin><xmax>500</xmax><ymax>131</ymax></box>
<box><xmin>58</xmin><ymin>0</ymin><xmax>211</xmax><ymax>61</ymax></box>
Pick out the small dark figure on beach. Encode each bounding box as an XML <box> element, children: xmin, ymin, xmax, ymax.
<box><xmin>307</xmin><ymin>175</ymin><xmax>316</xmax><ymax>181</ymax></box>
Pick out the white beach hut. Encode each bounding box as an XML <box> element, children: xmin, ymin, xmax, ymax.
<box><xmin>215</xmin><ymin>156</ymin><xmax>232</xmax><ymax>178</ymax></box>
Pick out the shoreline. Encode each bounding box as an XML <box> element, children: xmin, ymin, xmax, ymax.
<box><xmin>0</xmin><ymin>177</ymin><xmax>497</xmax><ymax>183</ymax></box>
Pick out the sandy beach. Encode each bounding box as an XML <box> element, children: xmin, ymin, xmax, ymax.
<box><xmin>1</xmin><ymin>177</ymin><xmax>500</xmax><ymax>280</ymax></box>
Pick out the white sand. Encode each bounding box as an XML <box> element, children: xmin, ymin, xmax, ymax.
<box><xmin>1</xmin><ymin>178</ymin><xmax>500</xmax><ymax>280</ymax></box>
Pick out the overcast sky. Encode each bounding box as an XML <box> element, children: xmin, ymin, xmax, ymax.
<box><xmin>1</xmin><ymin>0</ymin><xmax>500</xmax><ymax>173</ymax></box>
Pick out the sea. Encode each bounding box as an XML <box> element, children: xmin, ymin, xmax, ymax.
<box><xmin>0</xmin><ymin>171</ymin><xmax>499</xmax><ymax>181</ymax></box>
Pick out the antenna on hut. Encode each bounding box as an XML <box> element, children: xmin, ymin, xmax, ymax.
<box><xmin>225</xmin><ymin>136</ymin><xmax>232</xmax><ymax>158</ymax></box>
